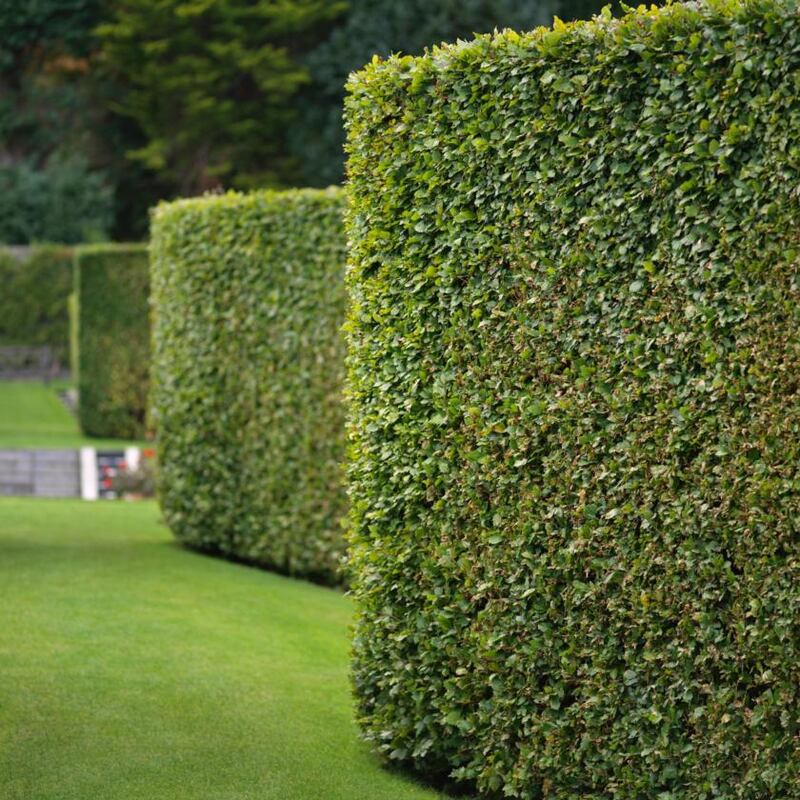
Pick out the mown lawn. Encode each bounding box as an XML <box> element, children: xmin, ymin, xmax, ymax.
<box><xmin>0</xmin><ymin>380</ymin><xmax>143</xmax><ymax>449</ymax></box>
<box><xmin>0</xmin><ymin>499</ymin><xmax>458</xmax><ymax>800</ymax></box>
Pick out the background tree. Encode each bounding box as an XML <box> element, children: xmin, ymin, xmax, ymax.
<box><xmin>290</xmin><ymin>0</ymin><xmax>603</xmax><ymax>187</ymax></box>
<box><xmin>96</xmin><ymin>0</ymin><xmax>346</xmax><ymax>197</ymax></box>
<box><xmin>0</xmin><ymin>0</ymin><xmax>611</xmax><ymax>243</ymax></box>
<box><xmin>0</xmin><ymin>0</ymin><xmax>111</xmax><ymax>243</ymax></box>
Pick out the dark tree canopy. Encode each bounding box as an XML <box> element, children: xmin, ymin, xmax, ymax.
<box><xmin>96</xmin><ymin>0</ymin><xmax>346</xmax><ymax>196</ymax></box>
<box><xmin>0</xmin><ymin>0</ymin><xmax>110</xmax><ymax>244</ymax></box>
<box><xmin>0</xmin><ymin>0</ymin><xmax>100</xmax><ymax>74</ymax></box>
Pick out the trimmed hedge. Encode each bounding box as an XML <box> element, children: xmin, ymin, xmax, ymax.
<box><xmin>150</xmin><ymin>188</ymin><xmax>348</xmax><ymax>584</ymax></box>
<box><xmin>0</xmin><ymin>246</ymin><xmax>73</xmax><ymax>365</ymax></box>
<box><xmin>74</xmin><ymin>244</ymin><xmax>150</xmax><ymax>439</ymax></box>
<box><xmin>345</xmin><ymin>2</ymin><xmax>800</xmax><ymax>797</ymax></box>
<box><xmin>0</xmin><ymin>250</ymin><xmax>21</xmax><ymax>346</ymax></box>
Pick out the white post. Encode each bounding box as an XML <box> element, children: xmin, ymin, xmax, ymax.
<box><xmin>124</xmin><ymin>447</ymin><xmax>141</xmax><ymax>472</ymax></box>
<box><xmin>80</xmin><ymin>447</ymin><xmax>98</xmax><ymax>501</ymax></box>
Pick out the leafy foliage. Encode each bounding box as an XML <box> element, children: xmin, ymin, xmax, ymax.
<box><xmin>0</xmin><ymin>157</ymin><xmax>111</xmax><ymax>245</ymax></box>
<box><xmin>150</xmin><ymin>188</ymin><xmax>348</xmax><ymax>584</ymax></box>
<box><xmin>96</xmin><ymin>0</ymin><xmax>345</xmax><ymax>196</ymax></box>
<box><xmin>345</xmin><ymin>1</ymin><xmax>800</xmax><ymax>796</ymax></box>
<box><xmin>0</xmin><ymin>246</ymin><xmax>73</xmax><ymax>364</ymax></box>
<box><xmin>0</xmin><ymin>0</ymin><xmax>111</xmax><ymax>245</ymax></box>
<box><xmin>74</xmin><ymin>244</ymin><xmax>150</xmax><ymax>439</ymax></box>
<box><xmin>0</xmin><ymin>0</ymin><xmax>99</xmax><ymax>72</ymax></box>
<box><xmin>293</xmin><ymin>0</ymin><xmax>559</xmax><ymax>187</ymax></box>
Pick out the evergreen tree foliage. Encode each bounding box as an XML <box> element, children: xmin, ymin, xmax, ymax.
<box><xmin>96</xmin><ymin>0</ymin><xmax>345</xmax><ymax>196</ymax></box>
<box><xmin>0</xmin><ymin>0</ymin><xmax>99</xmax><ymax>75</ymax></box>
<box><xmin>0</xmin><ymin>0</ymin><xmax>110</xmax><ymax>244</ymax></box>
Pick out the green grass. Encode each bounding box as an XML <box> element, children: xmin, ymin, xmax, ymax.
<box><xmin>0</xmin><ymin>380</ymin><xmax>144</xmax><ymax>449</ymax></box>
<box><xmin>0</xmin><ymin>499</ymin><xmax>459</xmax><ymax>800</ymax></box>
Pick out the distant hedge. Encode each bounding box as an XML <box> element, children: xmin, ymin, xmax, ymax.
<box><xmin>151</xmin><ymin>188</ymin><xmax>348</xmax><ymax>584</ymax></box>
<box><xmin>345</xmin><ymin>2</ymin><xmax>800</xmax><ymax>797</ymax></box>
<box><xmin>0</xmin><ymin>246</ymin><xmax>73</xmax><ymax>365</ymax></box>
<box><xmin>74</xmin><ymin>244</ymin><xmax>150</xmax><ymax>439</ymax></box>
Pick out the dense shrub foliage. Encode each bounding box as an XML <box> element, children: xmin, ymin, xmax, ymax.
<box><xmin>151</xmin><ymin>189</ymin><xmax>348</xmax><ymax>584</ymax></box>
<box><xmin>291</xmin><ymin>0</ymin><xmax>558</xmax><ymax>187</ymax></box>
<box><xmin>345</xmin><ymin>2</ymin><xmax>800</xmax><ymax>797</ymax></box>
<box><xmin>0</xmin><ymin>246</ymin><xmax>73</xmax><ymax>364</ymax></box>
<box><xmin>0</xmin><ymin>158</ymin><xmax>111</xmax><ymax>245</ymax></box>
<box><xmin>0</xmin><ymin>1</ymin><xmax>111</xmax><ymax>245</ymax></box>
<box><xmin>96</xmin><ymin>0</ymin><xmax>344</xmax><ymax>196</ymax></box>
<box><xmin>74</xmin><ymin>244</ymin><xmax>150</xmax><ymax>439</ymax></box>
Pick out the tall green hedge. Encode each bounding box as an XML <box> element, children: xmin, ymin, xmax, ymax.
<box><xmin>0</xmin><ymin>246</ymin><xmax>73</xmax><ymax>365</ymax></box>
<box><xmin>345</xmin><ymin>2</ymin><xmax>800</xmax><ymax>797</ymax></box>
<box><xmin>150</xmin><ymin>188</ymin><xmax>348</xmax><ymax>584</ymax></box>
<box><xmin>74</xmin><ymin>243</ymin><xmax>150</xmax><ymax>439</ymax></box>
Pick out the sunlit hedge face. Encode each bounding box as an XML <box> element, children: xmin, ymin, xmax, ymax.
<box><xmin>344</xmin><ymin>2</ymin><xmax>800</xmax><ymax>796</ymax></box>
<box><xmin>150</xmin><ymin>188</ymin><xmax>348</xmax><ymax>585</ymax></box>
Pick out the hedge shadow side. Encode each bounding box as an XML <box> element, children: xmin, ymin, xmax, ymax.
<box><xmin>150</xmin><ymin>188</ymin><xmax>348</xmax><ymax>584</ymax></box>
<box><xmin>345</xmin><ymin>2</ymin><xmax>800</xmax><ymax>797</ymax></box>
<box><xmin>0</xmin><ymin>246</ymin><xmax>73</xmax><ymax>366</ymax></box>
<box><xmin>74</xmin><ymin>244</ymin><xmax>150</xmax><ymax>439</ymax></box>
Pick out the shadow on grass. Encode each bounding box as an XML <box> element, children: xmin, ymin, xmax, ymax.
<box><xmin>173</xmin><ymin>538</ymin><xmax>348</xmax><ymax>591</ymax></box>
<box><xmin>381</xmin><ymin>760</ymin><xmax>483</xmax><ymax>798</ymax></box>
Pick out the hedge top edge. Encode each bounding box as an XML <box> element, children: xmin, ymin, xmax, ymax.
<box><xmin>74</xmin><ymin>243</ymin><xmax>148</xmax><ymax>256</ymax></box>
<box><xmin>150</xmin><ymin>186</ymin><xmax>343</xmax><ymax>221</ymax></box>
<box><xmin>347</xmin><ymin>0</ymin><xmax>798</xmax><ymax>90</ymax></box>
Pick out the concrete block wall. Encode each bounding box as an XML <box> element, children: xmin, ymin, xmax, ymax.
<box><xmin>0</xmin><ymin>450</ymin><xmax>81</xmax><ymax>498</ymax></box>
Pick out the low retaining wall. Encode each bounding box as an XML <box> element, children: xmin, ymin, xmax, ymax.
<box><xmin>0</xmin><ymin>447</ymin><xmax>141</xmax><ymax>499</ymax></box>
<box><xmin>0</xmin><ymin>450</ymin><xmax>80</xmax><ymax>498</ymax></box>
